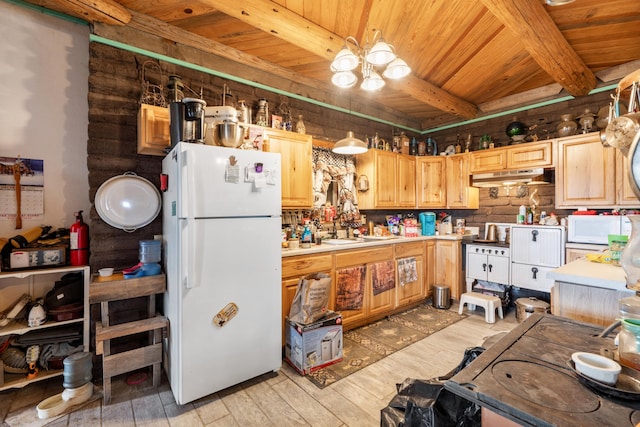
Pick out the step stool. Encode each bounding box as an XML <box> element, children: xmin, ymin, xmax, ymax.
<box><xmin>458</xmin><ymin>292</ymin><xmax>503</xmax><ymax>324</ymax></box>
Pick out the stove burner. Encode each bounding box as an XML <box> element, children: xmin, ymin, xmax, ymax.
<box><xmin>529</xmin><ymin>318</ymin><xmax>610</xmax><ymax>350</ymax></box>
<box><xmin>492</xmin><ymin>360</ymin><xmax>600</xmax><ymax>413</ymax></box>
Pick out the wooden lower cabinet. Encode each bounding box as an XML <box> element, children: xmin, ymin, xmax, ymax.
<box><xmin>335</xmin><ymin>245</ymin><xmax>395</xmax><ymax>329</ymax></box>
<box><xmin>395</xmin><ymin>241</ymin><xmax>426</xmax><ymax>306</ymax></box>
<box><xmin>281</xmin><ymin>253</ymin><xmax>333</xmax><ymax>343</ymax></box>
<box><xmin>435</xmin><ymin>239</ymin><xmax>462</xmax><ymax>301</ymax></box>
<box><xmin>281</xmin><ymin>239</ymin><xmax>461</xmax><ymax>342</ymax></box>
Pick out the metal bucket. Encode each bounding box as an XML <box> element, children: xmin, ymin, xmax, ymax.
<box><xmin>432</xmin><ymin>285</ymin><xmax>451</xmax><ymax>309</ymax></box>
<box><xmin>515</xmin><ymin>297</ymin><xmax>550</xmax><ymax>323</ymax></box>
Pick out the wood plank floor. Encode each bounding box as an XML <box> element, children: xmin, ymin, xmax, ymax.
<box><xmin>0</xmin><ymin>305</ymin><xmax>519</xmax><ymax>427</ymax></box>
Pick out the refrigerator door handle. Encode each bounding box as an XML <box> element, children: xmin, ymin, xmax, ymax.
<box><xmin>182</xmin><ymin>220</ymin><xmax>200</xmax><ymax>288</ymax></box>
<box><xmin>184</xmin><ymin>147</ymin><xmax>197</xmax><ymax>219</ymax></box>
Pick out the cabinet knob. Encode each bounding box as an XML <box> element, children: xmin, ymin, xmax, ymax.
<box><xmin>531</xmin><ymin>267</ymin><xmax>539</xmax><ymax>279</ymax></box>
<box><xmin>531</xmin><ymin>230</ymin><xmax>539</xmax><ymax>242</ymax></box>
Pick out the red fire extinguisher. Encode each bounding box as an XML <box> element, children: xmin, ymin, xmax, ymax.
<box><xmin>70</xmin><ymin>210</ymin><xmax>89</xmax><ymax>265</ymax></box>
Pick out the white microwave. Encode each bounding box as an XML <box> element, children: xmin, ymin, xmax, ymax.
<box><xmin>567</xmin><ymin>215</ymin><xmax>632</xmax><ymax>245</ymax></box>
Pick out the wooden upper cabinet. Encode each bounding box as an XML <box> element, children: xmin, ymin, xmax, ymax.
<box><xmin>556</xmin><ymin>133</ymin><xmax>616</xmax><ymax>208</ymax></box>
<box><xmin>137</xmin><ymin>104</ymin><xmax>171</xmax><ymax>155</ymax></box>
<box><xmin>507</xmin><ymin>141</ymin><xmax>553</xmax><ymax>169</ymax></box>
<box><xmin>417</xmin><ymin>156</ymin><xmax>446</xmax><ymax>208</ymax></box>
<box><xmin>616</xmin><ymin>149</ymin><xmax>640</xmax><ymax>206</ymax></box>
<box><xmin>445</xmin><ymin>153</ymin><xmax>478</xmax><ymax>209</ymax></box>
<box><xmin>397</xmin><ymin>154</ymin><xmax>416</xmax><ymax>208</ymax></box>
<box><xmin>470</xmin><ymin>140</ymin><xmax>553</xmax><ymax>173</ymax></box>
<box><xmin>356</xmin><ymin>150</ymin><xmax>399</xmax><ymax>209</ymax></box>
<box><xmin>263</xmin><ymin>128</ymin><xmax>313</xmax><ymax>208</ymax></box>
<box><xmin>470</xmin><ymin>149</ymin><xmax>507</xmax><ymax>173</ymax></box>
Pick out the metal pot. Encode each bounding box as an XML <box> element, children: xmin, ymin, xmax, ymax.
<box><xmin>515</xmin><ymin>297</ymin><xmax>550</xmax><ymax>323</ymax></box>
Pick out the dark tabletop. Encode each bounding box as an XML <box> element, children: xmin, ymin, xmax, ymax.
<box><xmin>445</xmin><ymin>314</ymin><xmax>640</xmax><ymax>427</ymax></box>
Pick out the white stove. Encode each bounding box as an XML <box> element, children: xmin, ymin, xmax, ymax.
<box><xmin>465</xmin><ymin>222</ymin><xmax>516</xmax><ymax>293</ymax></box>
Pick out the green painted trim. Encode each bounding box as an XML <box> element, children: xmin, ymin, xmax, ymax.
<box><xmin>89</xmin><ymin>34</ymin><xmax>423</xmax><ymax>134</ymax></box>
<box><xmin>5</xmin><ymin>0</ymin><xmax>87</xmax><ymax>25</ymax></box>
<box><xmin>423</xmin><ymin>83</ymin><xmax>619</xmax><ymax>134</ymax></box>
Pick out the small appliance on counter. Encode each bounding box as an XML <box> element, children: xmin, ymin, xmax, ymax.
<box><xmin>419</xmin><ymin>212</ymin><xmax>436</xmax><ymax>236</ymax></box>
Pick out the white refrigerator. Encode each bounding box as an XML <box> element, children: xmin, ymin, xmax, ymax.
<box><xmin>162</xmin><ymin>142</ymin><xmax>282</xmax><ymax>405</ymax></box>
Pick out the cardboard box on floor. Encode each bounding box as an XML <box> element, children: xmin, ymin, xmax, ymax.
<box><xmin>285</xmin><ymin>311</ymin><xmax>343</xmax><ymax>375</ymax></box>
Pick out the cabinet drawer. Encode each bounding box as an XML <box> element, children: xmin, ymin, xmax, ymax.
<box><xmin>282</xmin><ymin>254</ymin><xmax>333</xmax><ymax>278</ymax></box>
<box><xmin>394</xmin><ymin>241</ymin><xmax>424</xmax><ymax>257</ymax></box>
<box><xmin>335</xmin><ymin>246</ymin><xmax>393</xmax><ymax>268</ymax></box>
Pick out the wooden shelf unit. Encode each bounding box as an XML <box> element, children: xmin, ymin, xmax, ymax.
<box><xmin>89</xmin><ymin>273</ymin><xmax>167</xmax><ymax>404</ymax></box>
<box><xmin>0</xmin><ymin>265</ymin><xmax>90</xmax><ymax>391</ymax></box>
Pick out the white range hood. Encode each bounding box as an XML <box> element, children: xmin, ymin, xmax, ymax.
<box><xmin>471</xmin><ymin>168</ymin><xmax>551</xmax><ymax>187</ymax></box>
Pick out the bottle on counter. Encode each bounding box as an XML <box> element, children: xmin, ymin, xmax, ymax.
<box><xmin>526</xmin><ymin>207</ymin><xmax>533</xmax><ymax>225</ymax></box>
<box><xmin>517</xmin><ymin>205</ymin><xmax>526</xmax><ymax>224</ymax></box>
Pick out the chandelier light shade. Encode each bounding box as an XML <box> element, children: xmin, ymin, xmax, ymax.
<box><xmin>331</xmin><ymin>45</ymin><xmax>359</xmax><ymax>72</ymax></box>
<box><xmin>331</xmin><ymin>71</ymin><xmax>358</xmax><ymax>88</ymax></box>
<box><xmin>330</xmin><ymin>30</ymin><xmax>410</xmax><ymax>91</ymax></box>
<box><xmin>365</xmin><ymin>38</ymin><xmax>395</xmax><ymax>66</ymax></box>
<box><xmin>332</xmin><ymin>131</ymin><xmax>368</xmax><ymax>155</ymax></box>
<box><xmin>383</xmin><ymin>57</ymin><xmax>412</xmax><ymax>79</ymax></box>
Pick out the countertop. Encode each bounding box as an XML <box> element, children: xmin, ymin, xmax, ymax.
<box><xmin>547</xmin><ymin>258</ymin><xmax>627</xmax><ymax>291</ymax></box>
<box><xmin>282</xmin><ymin>234</ymin><xmax>470</xmax><ymax>258</ymax></box>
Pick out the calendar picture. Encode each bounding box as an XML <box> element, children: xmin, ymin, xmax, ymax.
<box><xmin>0</xmin><ymin>157</ymin><xmax>45</xmax><ymax>221</ymax></box>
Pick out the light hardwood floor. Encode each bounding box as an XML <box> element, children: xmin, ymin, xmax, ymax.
<box><xmin>0</xmin><ymin>305</ymin><xmax>519</xmax><ymax>427</ymax></box>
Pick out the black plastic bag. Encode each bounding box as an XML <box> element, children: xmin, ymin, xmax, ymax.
<box><xmin>380</xmin><ymin>346</ymin><xmax>485</xmax><ymax>427</ymax></box>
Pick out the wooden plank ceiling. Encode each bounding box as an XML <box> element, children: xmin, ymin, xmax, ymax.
<box><xmin>25</xmin><ymin>0</ymin><xmax>640</xmax><ymax>132</ymax></box>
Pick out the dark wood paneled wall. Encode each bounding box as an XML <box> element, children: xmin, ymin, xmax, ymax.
<box><xmin>88</xmin><ymin>39</ymin><xmax>616</xmax><ymax>269</ymax></box>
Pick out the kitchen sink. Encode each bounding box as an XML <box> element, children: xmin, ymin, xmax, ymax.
<box><xmin>322</xmin><ymin>239</ymin><xmax>358</xmax><ymax>245</ymax></box>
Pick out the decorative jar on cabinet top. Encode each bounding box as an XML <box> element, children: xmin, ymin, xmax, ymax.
<box><xmin>556</xmin><ymin>114</ymin><xmax>578</xmax><ymax>137</ymax></box>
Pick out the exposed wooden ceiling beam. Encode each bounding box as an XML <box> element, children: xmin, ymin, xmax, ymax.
<box><xmin>91</xmin><ymin>10</ymin><xmax>421</xmax><ymax>129</ymax></box>
<box><xmin>25</xmin><ymin>0</ymin><xmax>131</xmax><ymax>25</ymax></box>
<box><xmin>199</xmin><ymin>0</ymin><xmax>478</xmax><ymax>120</ymax></box>
<box><xmin>480</xmin><ymin>0</ymin><xmax>596</xmax><ymax>97</ymax></box>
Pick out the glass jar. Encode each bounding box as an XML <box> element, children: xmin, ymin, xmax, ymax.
<box><xmin>621</xmin><ymin>215</ymin><xmax>640</xmax><ymax>291</ymax></box>
<box><xmin>618</xmin><ymin>318</ymin><xmax>640</xmax><ymax>370</ymax></box>
<box><xmin>255</xmin><ymin>99</ymin><xmax>269</xmax><ymax>127</ymax></box>
<box><xmin>295</xmin><ymin>115</ymin><xmax>306</xmax><ymax>134</ymax></box>
<box><xmin>556</xmin><ymin>114</ymin><xmax>578</xmax><ymax>137</ymax></box>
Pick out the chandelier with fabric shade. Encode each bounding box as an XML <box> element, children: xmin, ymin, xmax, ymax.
<box><xmin>330</xmin><ymin>30</ymin><xmax>411</xmax><ymax>91</ymax></box>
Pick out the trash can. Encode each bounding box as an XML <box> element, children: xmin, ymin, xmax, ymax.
<box><xmin>432</xmin><ymin>285</ymin><xmax>451</xmax><ymax>309</ymax></box>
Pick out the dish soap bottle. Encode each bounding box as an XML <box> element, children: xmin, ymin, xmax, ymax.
<box><xmin>301</xmin><ymin>224</ymin><xmax>312</xmax><ymax>248</ymax></box>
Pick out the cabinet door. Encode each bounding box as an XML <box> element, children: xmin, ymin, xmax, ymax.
<box><xmin>487</xmin><ymin>255</ymin><xmax>510</xmax><ymax>285</ymax></box>
<box><xmin>435</xmin><ymin>240</ymin><xmax>461</xmax><ymax>300</ymax></box>
<box><xmin>556</xmin><ymin>134</ymin><xmax>615</xmax><ymax>208</ymax></box>
<box><xmin>446</xmin><ymin>153</ymin><xmax>478</xmax><ymax>209</ymax></box>
<box><xmin>395</xmin><ymin>241</ymin><xmax>425</xmax><ymax>307</ymax></box>
<box><xmin>263</xmin><ymin>129</ymin><xmax>313</xmax><ymax>208</ymax></box>
<box><xmin>282</xmin><ymin>276</ymin><xmax>300</xmax><ymax>345</ymax></box>
<box><xmin>397</xmin><ymin>154</ymin><xmax>416</xmax><ymax>208</ymax></box>
<box><xmin>425</xmin><ymin>240</ymin><xmax>436</xmax><ymax>297</ymax></box>
<box><xmin>507</xmin><ymin>141</ymin><xmax>553</xmax><ymax>169</ymax></box>
<box><xmin>417</xmin><ymin>157</ymin><xmax>446</xmax><ymax>208</ymax></box>
<box><xmin>137</xmin><ymin>104</ymin><xmax>171</xmax><ymax>155</ymax></box>
<box><xmin>616</xmin><ymin>150</ymin><xmax>640</xmax><ymax>206</ymax></box>
<box><xmin>510</xmin><ymin>227</ymin><xmax>564</xmax><ymax>267</ymax></box>
<box><xmin>374</xmin><ymin>150</ymin><xmax>398</xmax><ymax>207</ymax></box>
<box><xmin>467</xmin><ymin>252</ymin><xmax>489</xmax><ymax>281</ymax></box>
<box><xmin>470</xmin><ymin>149</ymin><xmax>507</xmax><ymax>173</ymax></box>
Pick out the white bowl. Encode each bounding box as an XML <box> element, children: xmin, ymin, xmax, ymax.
<box><xmin>98</xmin><ymin>268</ymin><xmax>114</xmax><ymax>277</ymax></box>
<box><xmin>572</xmin><ymin>352</ymin><xmax>621</xmax><ymax>385</ymax></box>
